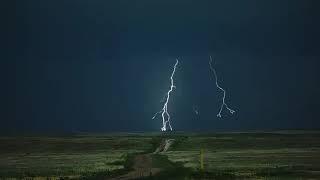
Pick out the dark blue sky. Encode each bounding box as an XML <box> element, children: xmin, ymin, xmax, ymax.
<box><xmin>2</xmin><ymin>0</ymin><xmax>320</xmax><ymax>133</ymax></box>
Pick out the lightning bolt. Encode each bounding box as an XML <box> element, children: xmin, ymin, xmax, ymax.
<box><xmin>209</xmin><ymin>56</ymin><xmax>235</xmax><ymax>117</ymax></box>
<box><xmin>193</xmin><ymin>105</ymin><xmax>199</xmax><ymax>115</ymax></box>
<box><xmin>153</xmin><ymin>59</ymin><xmax>179</xmax><ymax>131</ymax></box>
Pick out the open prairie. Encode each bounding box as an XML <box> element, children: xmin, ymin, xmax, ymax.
<box><xmin>1</xmin><ymin>131</ymin><xmax>320</xmax><ymax>179</ymax></box>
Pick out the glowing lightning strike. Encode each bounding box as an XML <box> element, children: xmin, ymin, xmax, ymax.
<box><xmin>152</xmin><ymin>59</ymin><xmax>179</xmax><ymax>131</ymax></box>
<box><xmin>209</xmin><ymin>56</ymin><xmax>235</xmax><ymax>118</ymax></box>
<box><xmin>193</xmin><ymin>105</ymin><xmax>199</xmax><ymax>115</ymax></box>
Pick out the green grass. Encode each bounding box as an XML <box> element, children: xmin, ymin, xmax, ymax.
<box><xmin>140</xmin><ymin>154</ymin><xmax>192</xmax><ymax>180</ymax></box>
<box><xmin>162</xmin><ymin>132</ymin><xmax>320</xmax><ymax>179</ymax></box>
<box><xmin>1</xmin><ymin>132</ymin><xmax>320</xmax><ymax>179</ymax></box>
<box><xmin>0</xmin><ymin>135</ymin><xmax>153</xmax><ymax>179</ymax></box>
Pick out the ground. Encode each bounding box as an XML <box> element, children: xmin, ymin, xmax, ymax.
<box><xmin>0</xmin><ymin>131</ymin><xmax>320</xmax><ymax>179</ymax></box>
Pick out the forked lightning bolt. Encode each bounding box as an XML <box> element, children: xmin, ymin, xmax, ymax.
<box><xmin>209</xmin><ymin>56</ymin><xmax>235</xmax><ymax>117</ymax></box>
<box><xmin>152</xmin><ymin>59</ymin><xmax>179</xmax><ymax>131</ymax></box>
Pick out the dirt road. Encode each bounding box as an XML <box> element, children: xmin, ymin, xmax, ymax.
<box><xmin>110</xmin><ymin>154</ymin><xmax>161</xmax><ymax>180</ymax></box>
<box><xmin>110</xmin><ymin>138</ymin><xmax>173</xmax><ymax>180</ymax></box>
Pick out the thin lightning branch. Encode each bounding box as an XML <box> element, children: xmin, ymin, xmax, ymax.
<box><xmin>193</xmin><ymin>105</ymin><xmax>199</xmax><ymax>115</ymax></box>
<box><xmin>152</xmin><ymin>94</ymin><xmax>167</xmax><ymax>120</ymax></box>
<box><xmin>209</xmin><ymin>56</ymin><xmax>235</xmax><ymax>117</ymax></box>
<box><xmin>153</xmin><ymin>59</ymin><xmax>179</xmax><ymax>131</ymax></box>
<box><xmin>152</xmin><ymin>110</ymin><xmax>162</xmax><ymax>120</ymax></box>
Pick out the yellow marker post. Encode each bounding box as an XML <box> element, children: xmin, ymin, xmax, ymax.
<box><xmin>200</xmin><ymin>148</ymin><xmax>204</xmax><ymax>171</ymax></box>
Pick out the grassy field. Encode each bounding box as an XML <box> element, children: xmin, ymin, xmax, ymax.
<box><xmin>163</xmin><ymin>132</ymin><xmax>320</xmax><ymax>179</ymax></box>
<box><xmin>0</xmin><ymin>134</ymin><xmax>154</xmax><ymax>179</ymax></box>
<box><xmin>0</xmin><ymin>131</ymin><xmax>320</xmax><ymax>179</ymax></box>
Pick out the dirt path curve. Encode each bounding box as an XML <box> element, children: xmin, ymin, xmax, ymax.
<box><xmin>110</xmin><ymin>139</ymin><xmax>173</xmax><ymax>180</ymax></box>
<box><xmin>110</xmin><ymin>154</ymin><xmax>161</xmax><ymax>180</ymax></box>
<box><xmin>153</xmin><ymin>139</ymin><xmax>174</xmax><ymax>154</ymax></box>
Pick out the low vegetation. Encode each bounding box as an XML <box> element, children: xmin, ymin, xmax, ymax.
<box><xmin>0</xmin><ymin>131</ymin><xmax>320</xmax><ymax>179</ymax></box>
<box><xmin>0</xmin><ymin>134</ymin><xmax>153</xmax><ymax>179</ymax></box>
<box><xmin>163</xmin><ymin>132</ymin><xmax>320</xmax><ymax>179</ymax></box>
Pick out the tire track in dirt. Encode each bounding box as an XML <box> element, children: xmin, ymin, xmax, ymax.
<box><xmin>110</xmin><ymin>139</ymin><xmax>174</xmax><ymax>180</ymax></box>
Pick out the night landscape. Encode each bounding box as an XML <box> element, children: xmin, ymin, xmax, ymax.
<box><xmin>2</xmin><ymin>0</ymin><xmax>320</xmax><ymax>179</ymax></box>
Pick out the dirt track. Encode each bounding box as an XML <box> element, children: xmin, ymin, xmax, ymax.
<box><xmin>110</xmin><ymin>154</ymin><xmax>161</xmax><ymax>180</ymax></box>
<box><xmin>110</xmin><ymin>139</ymin><xmax>173</xmax><ymax>180</ymax></box>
